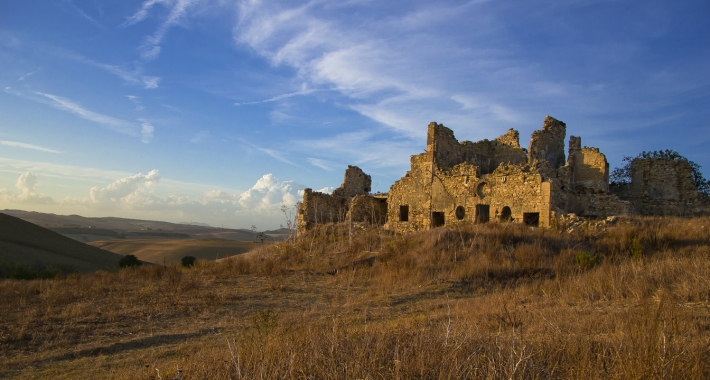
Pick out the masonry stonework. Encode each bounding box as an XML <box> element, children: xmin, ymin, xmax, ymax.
<box><xmin>625</xmin><ymin>158</ymin><xmax>708</xmax><ymax>216</ymax></box>
<box><xmin>298</xmin><ymin>166</ymin><xmax>374</xmax><ymax>232</ymax></box>
<box><xmin>298</xmin><ymin>115</ymin><xmax>708</xmax><ymax>235</ymax></box>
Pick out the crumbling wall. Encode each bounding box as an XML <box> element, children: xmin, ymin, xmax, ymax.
<box><xmin>385</xmin><ymin>154</ymin><xmax>436</xmax><ymax>232</ymax></box>
<box><xmin>349</xmin><ymin>195</ymin><xmax>388</xmax><ymax>225</ymax></box>
<box><xmin>298</xmin><ymin>165</ymin><xmax>374</xmax><ymax>233</ymax></box>
<box><xmin>461</xmin><ymin>129</ymin><xmax>528</xmax><ymax>174</ymax></box>
<box><xmin>332</xmin><ymin>165</ymin><xmax>372</xmax><ymax>198</ymax></box>
<box><xmin>529</xmin><ymin>115</ymin><xmax>566</xmax><ymax>169</ymax></box>
<box><xmin>478</xmin><ymin>164</ymin><xmax>551</xmax><ymax>226</ymax></box>
<box><xmin>427</xmin><ymin>122</ymin><xmax>462</xmax><ymax>170</ymax></box>
<box><xmin>628</xmin><ymin>158</ymin><xmax>708</xmax><ymax>216</ymax></box>
<box><xmin>568</xmin><ymin>136</ymin><xmax>610</xmax><ymax>192</ymax></box>
<box><xmin>304</xmin><ymin>115</ymin><xmax>648</xmax><ymax>235</ymax></box>
<box><xmin>297</xmin><ymin>189</ymin><xmax>348</xmax><ymax>231</ymax></box>
<box><xmin>489</xmin><ymin>129</ymin><xmax>528</xmax><ymax>172</ymax></box>
<box><xmin>572</xmin><ymin>190</ymin><xmax>633</xmax><ymax>218</ymax></box>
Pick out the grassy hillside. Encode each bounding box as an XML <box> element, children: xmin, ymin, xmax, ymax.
<box><xmin>89</xmin><ymin>238</ymin><xmax>258</xmax><ymax>264</ymax></box>
<box><xmin>0</xmin><ymin>213</ymin><xmax>124</xmax><ymax>274</ymax></box>
<box><xmin>0</xmin><ymin>216</ymin><xmax>708</xmax><ymax>379</ymax></box>
<box><xmin>2</xmin><ymin>209</ymin><xmax>287</xmax><ymax>241</ymax></box>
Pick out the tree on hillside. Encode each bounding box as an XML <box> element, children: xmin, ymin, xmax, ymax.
<box><xmin>119</xmin><ymin>254</ymin><xmax>142</xmax><ymax>268</ymax></box>
<box><xmin>610</xmin><ymin>150</ymin><xmax>710</xmax><ymax>197</ymax></box>
<box><xmin>181</xmin><ymin>256</ymin><xmax>197</xmax><ymax>268</ymax></box>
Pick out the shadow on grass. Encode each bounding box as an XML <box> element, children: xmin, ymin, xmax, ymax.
<box><xmin>37</xmin><ymin>328</ymin><xmax>217</xmax><ymax>365</ymax></box>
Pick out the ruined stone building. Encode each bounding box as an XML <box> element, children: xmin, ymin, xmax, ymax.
<box><xmin>610</xmin><ymin>157</ymin><xmax>709</xmax><ymax>217</ymax></box>
<box><xmin>298</xmin><ymin>166</ymin><xmax>387</xmax><ymax>232</ymax></box>
<box><xmin>298</xmin><ymin>116</ymin><xmax>708</xmax><ymax>234</ymax></box>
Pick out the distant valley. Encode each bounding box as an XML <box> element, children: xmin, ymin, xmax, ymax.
<box><xmin>1</xmin><ymin>209</ymin><xmax>289</xmax><ymax>267</ymax></box>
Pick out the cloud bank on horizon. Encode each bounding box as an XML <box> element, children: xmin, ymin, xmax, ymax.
<box><xmin>0</xmin><ymin>0</ymin><xmax>708</xmax><ymax>228</ymax></box>
<box><xmin>1</xmin><ymin>170</ymin><xmax>309</xmax><ymax>229</ymax></box>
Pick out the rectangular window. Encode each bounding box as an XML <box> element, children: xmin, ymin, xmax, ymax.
<box><xmin>432</xmin><ymin>212</ymin><xmax>445</xmax><ymax>227</ymax></box>
<box><xmin>523</xmin><ymin>212</ymin><xmax>540</xmax><ymax>227</ymax></box>
<box><xmin>399</xmin><ymin>205</ymin><xmax>409</xmax><ymax>222</ymax></box>
<box><xmin>475</xmin><ymin>204</ymin><xmax>490</xmax><ymax>223</ymax></box>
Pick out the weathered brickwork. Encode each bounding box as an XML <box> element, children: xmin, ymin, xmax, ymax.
<box><xmin>299</xmin><ymin>115</ymin><xmax>707</xmax><ymax>235</ymax></box>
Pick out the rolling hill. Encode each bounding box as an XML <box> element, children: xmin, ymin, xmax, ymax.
<box><xmin>2</xmin><ymin>209</ymin><xmax>290</xmax><ymax>242</ymax></box>
<box><xmin>89</xmin><ymin>238</ymin><xmax>258</xmax><ymax>265</ymax></box>
<box><xmin>0</xmin><ymin>212</ymin><xmax>124</xmax><ymax>273</ymax></box>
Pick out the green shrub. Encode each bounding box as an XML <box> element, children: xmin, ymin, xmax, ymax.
<box><xmin>181</xmin><ymin>256</ymin><xmax>197</xmax><ymax>268</ymax></box>
<box><xmin>119</xmin><ymin>254</ymin><xmax>142</xmax><ymax>268</ymax></box>
<box><xmin>575</xmin><ymin>251</ymin><xmax>597</xmax><ymax>269</ymax></box>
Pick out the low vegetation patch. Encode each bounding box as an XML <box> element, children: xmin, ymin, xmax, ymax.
<box><xmin>1</xmin><ymin>216</ymin><xmax>709</xmax><ymax>379</ymax></box>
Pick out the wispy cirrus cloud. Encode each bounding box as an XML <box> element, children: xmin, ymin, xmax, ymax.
<box><xmin>58</xmin><ymin>50</ymin><xmax>160</xmax><ymax>89</ymax></box>
<box><xmin>4</xmin><ymin>87</ymin><xmax>142</xmax><ymax>138</ymax></box>
<box><xmin>17</xmin><ymin>69</ymin><xmax>39</xmax><ymax>81</ymax></box>
<box><xmin>57</xmin><ymin>0</ymin><xmax>106</xmax><ymax>30</ymax></box>
<box><xmin>235</xmin><ymin>83</ymin><xmax>318</xmax><ymax>106</ymax></box>
<box><xmin>306</xmin><ymin>157</ymin><xmax>332</xmax><ymax>171</ymax></box>
<box><xmin>122</xmin><ymin>0</ymin><xmax>165</xmax><ymax>27</ymax></box>
<box><xmin>124</xmin><ymin>0</ymin><xmax>200</xmax><ymax>61</ymax></box>
<box><xmin>239</xmin><ymin>138</ymin><xmax>295</xmax><ymax>166</ymax></box>
<box><xmin>0</xmin><ymin>140</ymin><xmax>61</xmax><ymax>154</ymax></box>
<box><xmin>34</xmin><ymin>92</ymin><xmax>138</xmax><ymax>136</ymax></box>
<box><xmin>49</xmin><ymin>48</ymin><xmax>160</xmax><ymax>89</ymax></box>
<box><xmin>231</xmin><ymin>1</ymin><xmax>526</xmax><ymax>138</ymax></box>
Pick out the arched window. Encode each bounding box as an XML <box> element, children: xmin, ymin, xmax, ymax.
<box><xmin>455</xmin><ymin>206</ymin><xmax>465</xmax><ymax>220</ymax></box>
<box><xmin>500</xmin><ymin>206</ymin><xmax>512</xmax><ymax>222</ymax></box>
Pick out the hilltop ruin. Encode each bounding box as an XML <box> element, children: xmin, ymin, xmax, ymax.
<box><xmin>298</xmin><ymin>116</ymin><xmax>708</xmax><ymax>233</ymax></box>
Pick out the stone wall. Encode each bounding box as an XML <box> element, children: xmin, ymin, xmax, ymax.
<box><xmin>460</xmin><ymin>129</ymin><xmax>528</xmax><ymax>174</ymax></box>
<box><xmin>301</xmin><ymin>115</ymin><xmax>701</xmax><ymax>235</ymax></box>
<box><xmin>568</xmin><ymin>136</ymin><xmax>609</xmax><ymax>192</ymax></box>
<box><xmin>427</xmin><ymin>122</ymin><xmax>462</xmax><ymax>170</ymax></box>
<box><xmin>571</xmin><ymin>190</ymin><xmax>633</xmax><ymax>218</ymax></box>
<box><xmin>298</xmin><ymin>189</ymin><xmax>348</xmax><ymax>231</ymax></box>
<box><xmin>297</xmin><ymin>165</ymin><xmax>373</xmax><ymax>233</ymax></box>
<box><xmin>627</xmin><ymin>158</ymin><xmax>708</xmax><ymax>216</ymax></box>
<box><xmin>349</xmin><ymin>194</ymin><xmax>388</xmax><ymax>225</ymax></box>
<box><xmin>332</xmin><ymin>166</ymin><xmax>372</xmax><ymax>198</ymax></box>
<box><xmin>385</xmin><ymin>121</ymin><xmax>556</xmax><ymax>232</ymax></box>
<box><xmin>529</xmin><ymin>115</ymin><xmax>566</xmax><ymax>169</ymax></box>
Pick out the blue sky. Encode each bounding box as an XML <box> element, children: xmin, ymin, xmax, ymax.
<box><xmin>0</xmin><ymin>0</ymin><xmax>708</xmax><ymax>229</ymax></box>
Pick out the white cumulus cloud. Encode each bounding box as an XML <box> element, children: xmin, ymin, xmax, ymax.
<box><xmin>0</xmin><ymin>172</ymin><xmax>55</xmax><ymax>204</ymax></box>
<box><xmin>90</xmin><ymin>169</ymin><xmax>161</xmax><ymax>204</ymax></box>
<box><xmin>237</xmin><ymin>173</ymin><xmax>304</xmax><ymax>211</ymax></box>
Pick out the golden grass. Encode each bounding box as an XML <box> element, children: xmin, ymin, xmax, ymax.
<box><xmin>0</xmin><ymin>216</ymin><xmax>709</xmax><ymax>379</ymax></box>
<box><xmin>89</xmin><ymin>238</ymin><xmax>258</xmax><ymax>265</ymax></box>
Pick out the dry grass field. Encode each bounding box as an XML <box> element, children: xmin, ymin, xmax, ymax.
<box><xmin>89</xmin><ymin>238</ymin><xmax>259</xmax><ymax>265</ymax></box>
<box><xmin>1</xmin><ymin>216</ymin><xmax>709</xmax><ymax>379</ymax></box>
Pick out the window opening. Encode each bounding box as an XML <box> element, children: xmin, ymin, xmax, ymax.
<box><xmin>455</xmin><ymin>206</ymin><xmax>465</xmax><ymax>220</ymax></box>
<box><xmin>475</xmin><ymin>204</ymin><xmax>490</xmax><ymax>223</ymax></box>
<box><xmin>523</xmin><ymin>212</ymin><xmax>539</xmax><ymax>227</ymax></box>
<box><xmin>432</xmin><ymin>212</ymin><xmax>445</xmax><ymax>227</ymax></box>
<box><xmin>399</xmin><ymin>205</ymin><xmax>409</xmax><ymax>222</ymax></box>
<box><xmin>500</xmin><ymin>206</ymin><xmax>512</xmax><ymax>222</ymax></box>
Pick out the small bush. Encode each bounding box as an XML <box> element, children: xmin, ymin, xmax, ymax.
<box><xmin>119</xmin><ymin>254</ymin><xmax>142</xmax><ymax>268</ymax></box>
<box><xmin>575</xmin><ymin>251</ymin><xmax>597</xmax><ymax>269</ymax></box>
<box><xmin>181</xmin><ymin>256</ymin><xmax>197</xmax><ymax>268</ymax></box>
